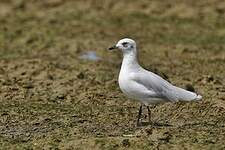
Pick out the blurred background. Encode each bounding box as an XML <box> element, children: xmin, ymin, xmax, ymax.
<box><xmin>0</xmin><ymin>0</ymin><xmax>225</xmax><ymax>149</ymax></box>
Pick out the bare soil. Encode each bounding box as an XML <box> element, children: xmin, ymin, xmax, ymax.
<box><xmin>0</xmin><ymin>0</ymin><xmax>225</xmax><ymax>149</ymax></box>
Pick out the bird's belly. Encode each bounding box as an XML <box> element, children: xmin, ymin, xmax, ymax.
<box><xmin>143</xmin><ymin>97</ymin><xmax>167</xmax><ymax>105</ymax></box>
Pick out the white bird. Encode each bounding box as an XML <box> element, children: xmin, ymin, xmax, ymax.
<box><xmin>108</xmin><ymin>38</ymin><xmax>202</xmax><ymax>126</ymax></box>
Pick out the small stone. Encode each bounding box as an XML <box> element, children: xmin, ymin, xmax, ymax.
<box><xmin>77</xmin><ymin>72</ymin><xmax>85</xmax><ymax>79</ymax></box>
<box><xmin>2</xmin><ymin>79</ymin><xmax>11</xmax><ymax>85</ymax></box>
<box><xmin>57</xmin><ymin>94</ymin><xmax>65</xmax><ymax>99</ymax></box>
<box><xmin>122</xmin><ymin>139</ymin><xmax>130</xmax><ymax>147</ymax></box>
<box><xmin>145</xmin><ymin>127</ymin><xmax>153</xmax><ymax>135</ymax></box>
<box><xmin>158</xmin><ymin>132</ymin><xmax>171</xmax><ymax>143</ymax></box>
<box><xmin>23</xmin><ymin>82</ymin><xmax>34</xmax><ymax>89</ymax></box>
<box><xmin>207</xmin><ymin>75</ymin><xmax>214</xmax><ymax>82</ymax></box>
<box><xmin>213</xmin><ymin>77</ymin><xmax>222</xmax><ymax>85</ymax></box>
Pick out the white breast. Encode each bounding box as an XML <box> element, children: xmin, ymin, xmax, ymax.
<box><xmin>118</xmin><ymin>70</ymin><xmax>136</xmax><ymax>98</ymax></box>
<box><xmin>119</xmin><ymin>71</ymin><xmax>147</xmax><ymax>101</ymax></box>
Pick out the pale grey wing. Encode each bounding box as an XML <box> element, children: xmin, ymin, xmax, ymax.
<box><xmin>133</xmin><ymin>70</ymin><xmax>199</xmax><ymax>102</ymax></box>
<box><xmin>121</xmin><ymin>80</ymin><xmax>162</xmax><ymax>99</ymax></box>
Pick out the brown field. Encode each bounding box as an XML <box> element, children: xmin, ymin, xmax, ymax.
<box><xmin>0</xmin><ymin>0</ymin><xmax>225</xmax><ymax>149</ymax></box>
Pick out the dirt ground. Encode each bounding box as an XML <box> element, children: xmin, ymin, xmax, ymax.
<box><xmin>0</xmin><ymin>0</ymin><xmax>225</xmax><ymax>149</ymax></box>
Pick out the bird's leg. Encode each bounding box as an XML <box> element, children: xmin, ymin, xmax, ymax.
<box><xmin>137</xmin><ymin>104</ymin><xmax>143</xmax><ymax>126</ymax></box>
<box><xmin>147</xmin><ymin>106</ymin><xmax>152</xmax><ymax>125</ymax></box>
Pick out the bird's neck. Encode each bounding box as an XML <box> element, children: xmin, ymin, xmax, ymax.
<box><xmin>121</xmin><ymin>50</ymin><xmax>140</xmax><ymax>71</ymax></box>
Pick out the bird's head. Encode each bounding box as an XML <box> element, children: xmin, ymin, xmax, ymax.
<box><xmin>108</xmin><ymin>38</ymin><xmax>136</xmax><ymax>54</ymax></box>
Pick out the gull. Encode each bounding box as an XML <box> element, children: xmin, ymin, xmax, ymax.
<box><xmin>108</xmin><ymin>38</ymin><xmax>202</xmax><ymax>126</ymax></box>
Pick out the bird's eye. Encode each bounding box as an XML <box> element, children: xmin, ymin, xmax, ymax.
<box><xmin>122</xmin><ymin>42</ymin><xmax>128</xmax><ymax>47</ymax></box>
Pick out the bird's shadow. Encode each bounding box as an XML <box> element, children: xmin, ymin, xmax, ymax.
<box><xmin>137</xmin><ymin>121</ymin><xmax>223</xmax><ymax>129</ymax></box>
<box><xmin>137</xmin><ymin>121</ymin><xmax>172</xmax><ymax>128</ymax></box>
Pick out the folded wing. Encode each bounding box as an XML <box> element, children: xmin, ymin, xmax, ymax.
<box><xmin>133</xmin><ymin>69</ymin><xmax>202</xmax><ymax>102</ymax></box>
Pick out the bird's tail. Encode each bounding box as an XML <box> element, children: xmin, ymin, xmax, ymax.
<box><xmin>195</xmin><ymin>94</ymin><xmax>202</xmax><ymax>101</ymax></box>
<box><xmin>173</xmin><ymin>86</ymin><xmax>202</xmax><ymax>101</ymax></box>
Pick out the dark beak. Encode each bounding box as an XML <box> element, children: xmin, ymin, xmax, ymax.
<box><xmin>108</xmin><ymin>45</ymin><xmax>117</xmax><ymax>50</ymax></box>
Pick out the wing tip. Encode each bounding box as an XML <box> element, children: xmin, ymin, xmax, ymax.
<box><xmin>195</xmin><ymin>94</ymin><xmax>202</xmax><ymax>101</ymax></box>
